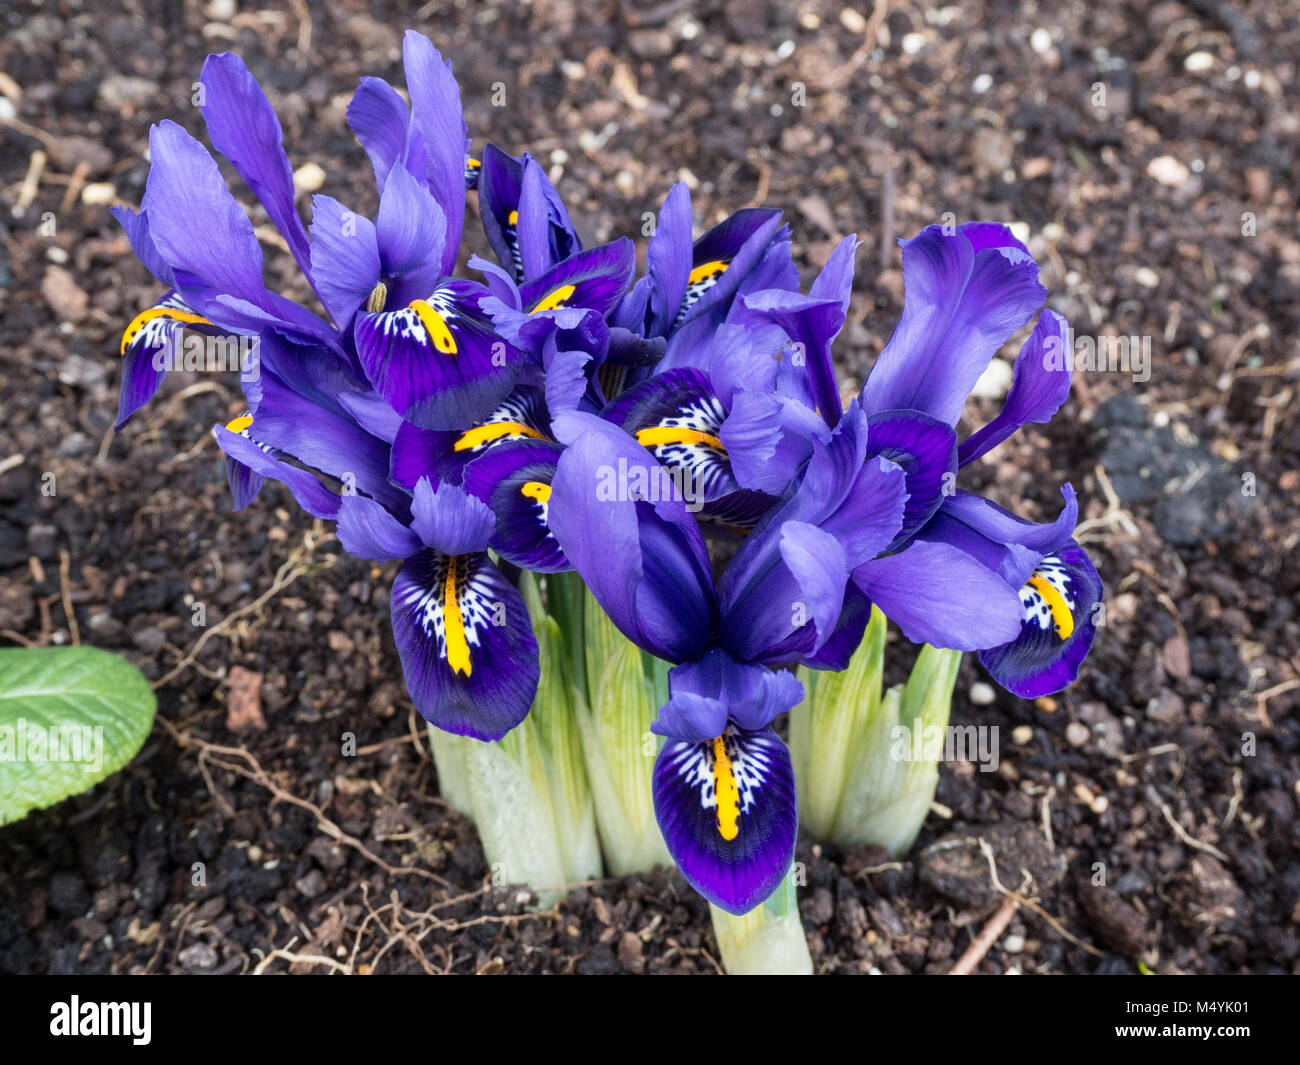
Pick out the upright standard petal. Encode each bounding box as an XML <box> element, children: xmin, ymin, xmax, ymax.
<box><xmin>308</xmin><ymin>195</ymin><xmax>381</xmax><ymax>329</ymax></box>
<box><xmin>346</xmin><ymin>76</ymin><xmax>410</xmax><ymax>194</ymax></box>
<box><xmin>401</xmin><ymin>31</ymin><xmax>467</xmax><ymax>276</ymax></box>
<box><xmin>958</xmin><ymin>308</ymin><xmax>1073</xmax><ymax>467</ymax></box>
<box><xmin>199</xmin><ymin>53</ymin><xmax>312</xmax><ymax>276</ymax></box>
<box><xmin>860</xmin><ymin>223</ymin><xmax>1047</xmax><ymax>425</ymax></box>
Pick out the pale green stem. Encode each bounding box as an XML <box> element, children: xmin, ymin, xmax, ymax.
<box><xmin>830</xmin><ymin>643</ymin><xmax>962</xmax><ymax>855</ymax></box>
<box><xmin>427</xmin><ymin>725</ymin><xmax>474</xmax><ymax>817</ymax></box>
<box><xmin>790</xmin><ymin>605</ymin><xmax>886</xmax><ymax>839</ymax></box>
<box><xmin>426</xmin><ymin>572</ymin><xmax>602</xmax><ymax>904</ymax></box>
<box><xmin>574</xmin><ymin>586</ymin><xmax>671</xmax><ymax>875</ymax></box>
<box><xmin>709</xmin><ymin>864</ymin><xmax>813</xmax><ymax>975</ymax></box>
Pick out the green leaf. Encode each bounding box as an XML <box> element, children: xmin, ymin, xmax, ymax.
<box><xmin>0</xmin><ymin>646</ymin><xmax>157</xmax><ymax>825</ymax></box>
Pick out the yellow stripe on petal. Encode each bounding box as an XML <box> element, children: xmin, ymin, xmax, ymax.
<box><xmin>443</xmin><ymin>557</ymin><xmax>472</xmax><ymax>677</ymax></box>
<box><xmin>712</xmin><ymin>735</ymin><xmax>740</xmax><ymax>841</ymax></box>
<box><xmin>1026</xmin><ymin>573</ymin><xmax>1074</xmax><ymax>639</ymax></box>
<box><xmin>453</xmin><ymin>420</ymin><xmax>546</xmax><ymax>452</ymax></box>
<box><xmin>529</xmin><ymin>284</ymin><xmax>576</xmax><ymax>314</ymax></box>
<box><xmin>687</xmin><ymin>260</ymin><xmax>728</xmax><ymax>285</ymax></box>
<box><xmin>225</xmin><ymin>414</ymin><xmax>254</xmax><ymax>434</ymax></box>
<box><xmin>408</xmin><ymin>299</ymin><xmax>458</xmax><ymax>355</ymax></box>
<box><xmin>120</xmin><ymin>306</ymin><xmax>212</xmax><ymax>355</ymax></box>
<box><xmin>520</xmin><ymin>481</ymin><xmax>551</xmax><ymax>503</ymax></box>
<box><xmin>635</xmin><ymin>426</ymin><xmax>726</xmax><ymax>452</ymax></box>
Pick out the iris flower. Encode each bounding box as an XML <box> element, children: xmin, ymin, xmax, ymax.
<box><xmin>858</xmin><ymin>223</ymin><xmax>1102</xmax><ymax>696</ymax></box>
<box><xmin>547</xmin><ymin>405</ymin><xmax>931</xmax><ymax>913</ymax></box>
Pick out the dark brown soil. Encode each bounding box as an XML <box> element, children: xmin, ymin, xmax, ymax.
<box><xmin>1</xmin><ymin>0</ymin><xmax>1297</xmax><ymax>974</ymax></box>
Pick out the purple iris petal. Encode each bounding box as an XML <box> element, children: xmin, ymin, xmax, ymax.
<box><xmin>721</xmin><ymin>389</ymin><xmax>830</xmax><ymax>496</ymax></box>
<box><xmin>400</xmin><ymin>31</ymin><xmax>466</xmax><ymax>276</ymax></box>
<box><xmin>250</xmin><ymin>370</ymin><xmax>407</xmax><ymax>513</ymax></box>
<box><xmin>391</xmin><ymin>548</ymin><xmax>538</xmax><ymax>740</ymax></box>
<box><xmin>111</xmin><ymin>205</ymin><xmax>173</xmax><ymax>286</ymax></box>
<box><xmin>478</xmin><ymin>145</ymin><xmax>581</xmax><ymax>284</ymax></box>
<box><xmin>653</xmin><ymin>692</ymin><xmax>729</xmax><ymax>745</ymax></box>
<box><xmin>337</xmin><ymin>494</ymin><xmax>422</xmax><ymax>561</ymax></box>
<box><xmin>921</xmin><ymin>485</ymin><xmax>1079</xmax><ymax>587</ymax></box>
<box><xmin>958</xmin><ymin>308</ymin><xmax>1073</xmax><ymax>467</ymax></box>
<box><xmin>852</xmin><ymin>540</ymin><xmax>1024</xmax><ymax>651</ymax></box>
<box><xmin>199</xmin><ymin>54</ymin><xmax>312</xmax><ymax>278</ymax></box>
<box><xmin>657</xmin><ymin>650</ymin><xmax>804</xmax><ymax>740</ymax></box>
<box><xmin>603</xmin><ymin>368</ymin><xmax>738</xmax><ymax>505</ymax></box>
<box><xmin>859</xmin><ymin>222</ymin><xmax>1047</xmax><ymax>425</ymax></box>
<box><xmin>212</xmin><ymin>425</ymin><xmax>343</xmax><ymax>521</ymax></box>
<box><xmin>224</xmin><ymin>453</ymin><xmax>264</xmax><ymax>512</ymax></box>
<box><xmin>614</xmin><ymin>180</ymin><xmax>692</xmax><ymax>337</ymax></box>
<box><xmin>336</xmin><ymin>389</ymin><xmax>404</xmax><ymax>444</ymax></box>
<box><xmin>800</xmin><ymin>582</ymin><xmax>873</xmax><ymax>671</ymax></box>
<box><xmin>862</xmin><ymin>408</ymin><xmax>958</xmax><ymax>551</ymax></box>
<box><xmin>409</xmin><ymin>479</ymin><xmax>495</xmax><ymax>556</ymax></box>
<box><xmin>461</xmin><ymin>439</ymin><xmax>569</xmax><ymax>572</ymax></box>
<box><xmin>374</xmin><ymin>162</ymin><xmax>448</xmax><ymax>301</ymax></box>
<box><xmin>142</xmin><ymin>121</ymin><xmax>336</xmax><ymax>347</ymax></box>
<box><xmin>389</xmin><ymin>387</ymin><xmax>551</xmax><ymax>491</ymax></box>
<box><xmin>979</xmin><ymin>540</ymin><xmax>1101</xmax><ymax>698</ymax></box>
<box><xmin>736</xmin><ymin>234</ymin><xmax>859</xmax><ymax>427</ymax></box>
<box><xmin>115</xmin><ymin>292</ymin><xmax>217</xmax><ymax>427</ymax></box>
<box><xmin>308</xmin><ymin>195</ymin><xmax>381</xmax><ymax>328</ymax></box>
<box><xmin>653</xmin><ymin>724</ymin><xmax>797</xmax><ymax>915</ymax></box>
<box><xmin>719</xmin><ymin>409</ymin><xmax>906</xmax><ymax>665</ymax></box>
<box><xmin>355</xmin><ymin>278</ymin><xmax>521</xmax><ymax>431</ymax></box>
<box><xmin>346</xmin><ymin>76</ymin><xmax>410</xmax><ymax>194</ymax></box>
<box><xmin>518</xmin><ymin>239</ymin><xmax>635</xmax><ymax>319</ymax></box>
<box><xmin>548</xmin><ymin>412</ymin><xmax>716</xmax><ymax>663</ymax></box>
<box><xmin>478</xmin><ymin>144</ymin><xmax>526</xmax><ymax>282</ymax></box>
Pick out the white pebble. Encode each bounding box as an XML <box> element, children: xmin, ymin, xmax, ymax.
<box><xmin>1134</xmin><ymin>267</ymin><xmax>1160</xmax><ymax>289</ymax></box>
<box><xmin>1243</xmin><ymin>69</ymin><xmax>1261</xmax><ymax>89</ymax></box>
<box><xmin>1147</xmin><ymin>154</ymin><xmax>1190</xmax><ymax>187</ymax></box>
<box><xmin>1003</xmin><ymin>934</ymin><xmax>1026</xmax><ymax>953</ymax></box>
<box><xmin>81</xmin><ymin>182</ymin><xmax>117</xmax><ymax>205</ymax></box>
<box><xmin>1183</xmin><ymin>51</ymin><xmax>1214</xmax><ymax>73</ymax></box>
<box><xmin>1012</xmin><ymin>725</ymin><xmax>1034</xmax><ymax>745</ymax></box>
<box><xmin>1030</xmin><ymin>28</ymin><xmax>1053</xmax><ymax>55</ymax></box>
<box><xmin>970</xmin><ymin>682</ymin><xmax>996</xmax><ymax>706</ymax></box>
<box><xmin>972</xmin><ymin>73</ymin><xmax>993</xmax><ymax>94</ymax></box>
<box><xmin>901</xmin><ymin>32</ymin><xmax>926</xmax><ymax>54</ymax></box>
<box><xmin>839</xmin><ymin>8</ymin><xmax>868</xmax><ymax>34</ymax></box>
<box><xmin>292</xmin><ymin>161</ymin><xmax>326</xmax><ymax>195</ymax></box>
